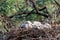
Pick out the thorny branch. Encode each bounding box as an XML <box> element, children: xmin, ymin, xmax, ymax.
<box><xmin>9</xmin><ymin>0</ymin><xmax>51</xmax><ymax>18</ymax></box>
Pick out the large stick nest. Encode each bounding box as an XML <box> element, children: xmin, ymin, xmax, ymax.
<box><xmin>6</xmin><ymin>26</ymin><xmax>60</xmax><ymax>40</ymax></box>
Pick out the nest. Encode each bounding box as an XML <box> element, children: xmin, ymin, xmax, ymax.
<box><xmin>5</xmin><ymin>25</ymin><xmax>60</xmax><ymax>40</ymax></box>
